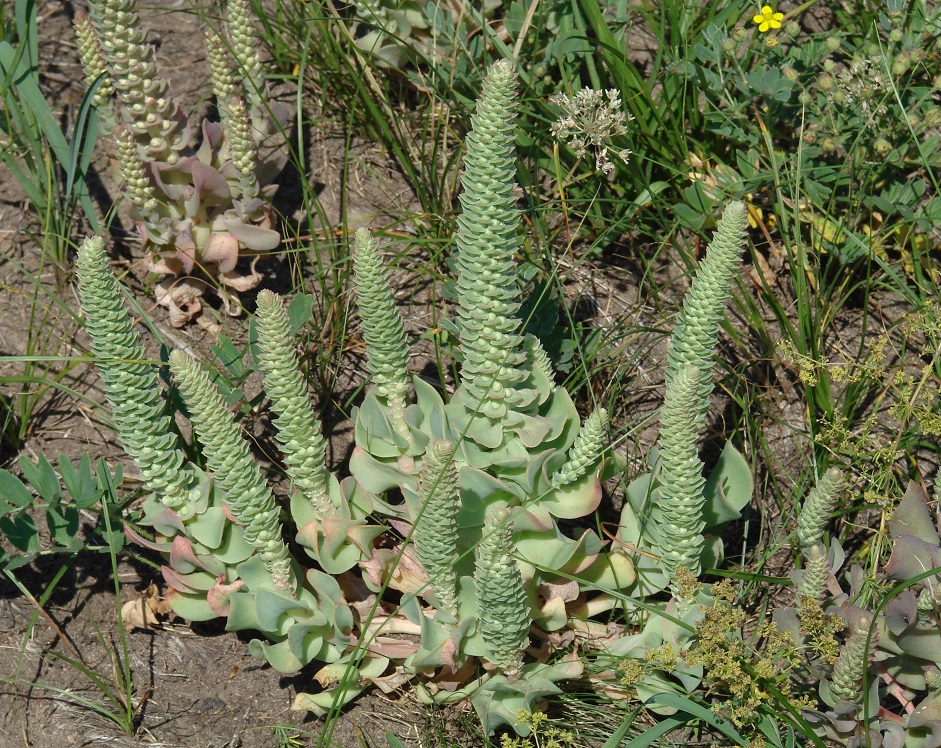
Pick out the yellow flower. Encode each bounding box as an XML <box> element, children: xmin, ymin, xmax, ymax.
<box><xmin>752</xmin><ymin>5</ymin><xmax>784</xmax><ymax>32</ymax></box>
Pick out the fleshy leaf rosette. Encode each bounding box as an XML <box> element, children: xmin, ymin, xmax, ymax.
<box><xmin>341</xmin><ymin>60</ymin><xmax>632</xmax><ymax>729</ymax></box>
<box><xmin>78</xmin><ymin>0</ymin><xmax>288</xmax><ymax>326</ymax></box>
<box><xmin>618</xmin><ymin>201</ymin><xmax>751</xmax><ymax>594</ymax></box>
<box><xmin>75</xmin><ymin>56</ymin><xmax>766</xmax><ymax>737</ymax></box>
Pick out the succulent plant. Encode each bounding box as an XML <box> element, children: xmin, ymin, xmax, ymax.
<box><xmin>76</xmin><ymin>59</ymin><xmax>756</xmax><ymax>736</ymax></box>
<box><xmin>76</xmin><ymin>0</ymin><xmax>288</xmax><ymax>326</ymax></box>
<box><xmin>618</xmin><ymin>201</ymin><xmax>753</xmax><ymax>597</ymax></box>
<box><xmin>764</xmin><ymin>473</ymin><xmax>941</xmax><ymax>748</ymax></box>
<box><xmin>349</xmin><ymin>0</ymin><xmax>502</xmax><ymax>68</ymax></box>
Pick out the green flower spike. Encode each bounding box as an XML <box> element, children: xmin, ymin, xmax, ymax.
<box><xmin>114</xmin><ymin>124</ymin><xmax>159</xmax><ymax>219</ymax></box>
<box><xmin>352</xmin><ymin>227</ymin><xmax>410</xmax><ymax>437</ymax></box>
<box><xmin>796</xmin><ymin>467</ymin><xmax>843</xmax><ymax>550</ymax></box>
<box><xmin>225</xmin><ymin>94</ymin><xmax>260</xmax><ymax>203</ymax></box>
<box><xmin>552</xmin><ymin>408</ymin><xmax>609</xmax><ymax>488</ymax></box>
<box><xmin>254</xmin><ymin>290</ymin><xmax>332</xmax><ymax>516</ymax></box>
<box><xmin>475</xmin><ymin>507</ymin><xmax>530</xmax><ymax>679</ymax></box>
<box><xmin>168</xmin><ymin>349</ymin><xmax>295</xmax><ymax>592</ymax></box>
<box><xmin>225</xmin><ymin>0</ymin><xmax>266</xmax><ymax>120</ymax></box>
<box><xmin>73</xmin><ymin>11</ymin><xmax>114</xmax><ymax>109</ymax></box>
<box><xmin>796</xmin><ymin>542</ymin><xmax>829</xmax><ymax>615</ymax></box>
<box><xmin>523</xmin><ymin>335</ymin><xmax>554</xmax><ymax>386</ymax></box>
<box><xmin>452</xmin><ymin>59</ymin><xmax>530</xmax><ymax>423</ymax></box>
<box><xmin>414</xmin><ymin>439</ymin><xmax>461</xmax><ymax>617</ymax></box>
<box><xmin>656</xmin><ymin>365</ymin><xmax>707</xmax><ymax>584</ymax></box>
<box><xmin>665</xmin><ymin>201</ymin><xmax>748</xmax><ymax>419</ymax></box>
<box><xmin>830</xmin><ymin>616</ymin><xmax>876</xmax><ymax>703</ymax></box>
<box><xmin>75</xmin><ymin>237</ymin><xmax>193</xmax><ymax>510</ymax></box>
<box><xmin>206</xmin><ymin>29</ymin><xmax>238</xmax><ymax>125</ymax></box>
<box><xmin>87</xmin><ymin>0</ymin><xmax>187</xmax><ymax>161</ymax></box>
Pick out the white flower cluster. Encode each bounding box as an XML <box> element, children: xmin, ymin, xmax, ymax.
<box><xmin>550</xmin><ymin>87</ymin><xmax>633</xmax><ymax>176</ymax></box>
<box><xmin>837</xmin><ymin>56</ymin><xmax>890</xmax><ymax>121</ymax></box>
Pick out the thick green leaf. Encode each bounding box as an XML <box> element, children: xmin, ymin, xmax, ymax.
<box><xmin>286</xmin><ymin>293</ymin><xmax>314</xmax><ymax>334</ymax></box>
<box><xmin>212</xmin><ymin>335</ymin><xmax>247</xmax><ymax>380</ymax></box>
<box><xmin>645</xmin><ymin>692</ymin><xmax>747</xmax><ymax>745</ymax></box>
<box><xmin>600</xmin><ymin>710</ymin><xmax>638</xmax><ymax>747</ymax></box>
<box><xmin>701</xmin><ymin>442</ymin><xmax>753</xmax><ymax>529</ymax></box>
<box><xmin>621</xmin><ymin>716</ymin><xmax>683</xmax><ymax>747</ymax></box>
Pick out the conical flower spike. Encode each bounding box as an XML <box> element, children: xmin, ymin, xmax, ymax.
<box><xmin>114</xmin><ymin>124</ymin><xmax>159</xmax><ymax>218</ymax></box>
<box><xmin>74</xmin><ymin>11</ymin><xmax>114</xmax><ymax>110</ymax></box>
<box><xmin>830</xmin><ymin>617</ymin><xmax>875</xmax><ymax>703</ymax></box>
<box><xmin>225</xmin><ymin>94</ymin><xmax>260</xmax><ymax>203</ymax></box>
<box><xmin>87</xmin><ymin>0</ymin><xmax>188</xmax><ymax>161</ymax></box>
<box><xmin>75</xmin><ymin>236</ymin><xmax>194</xmax><ymax>511</ymax></box>
<box><xmin>665</xmin><ymin>201</ymin><xmax>748</xmax><ymax>419</ymax></box>
<box><xmin>206</xmin><ymin>29</ymin><xmax>238</xmax><ymax>123</ymax></box>
<box><xmin>552</xmin><ymin>408</ymin><xmax>609</xmax><ymax>488</ymax></box>
<box><xmin>169</xmin><ymin>349</ymin><xmax>295</xmax><ymax>592</ymax></box>
<box><xmin>352</xmin><ymin>228</ymin><xmax>410</xmax><ymax>438</ymax></box>
<box><xmin>656</xmin><ymin>365</ymin><xmax>707</xmax><ymax>585</ymax></box>
<box><xmin>225</xmin><ymin>0</ymin><xmax>267</xmax><ymax>125</ymax></box>
<box><xmin>414</xmin><ymin>440</ymin><xmax>461</xmax><ymax>616</ymax></box>
<box><xmin>254</xmin><ymin>290</ymin><xmax>332</xmax><ymax>516</ymax></box>
<box><xmin>796</xmin><ymin>468</ymin><xmax>843</xmax><ymax>549</ymax></box>
<box><xmin>474</xmin><ymin>507</ymin><xmax>530</xmax><ymax>679</ymax></box>
<box><xmin>796</xmin><ymin>542</ymin><xmax>829</xmax><ymax>616</ymax></box>
<box><xmin>453</xmin><ymin>59</ymin><xmax>529</xmax><ymax>423</ymax></box>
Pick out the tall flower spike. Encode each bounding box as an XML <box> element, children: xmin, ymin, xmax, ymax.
<box><xmin>75</xmin><ymin>237</ymin><xmax>193</xmax><ymax>510</ymax></box>
<box><xmin>523</xmin><ymin>335</ymin><xmax>554</xmax><ymax>384</ymax></box>
<box><xmin>655</xmin><ymin>365</ymin><xmax>707</xmax><ymax>585</ymax></box>
<box><xmin>474</xmin><ymin>507</ymin><xmax>530</xmax><ymax>679</ymax></box>
<box><xmin>73</xmin><ymin>11</ymin><xmax>114</xmax><ymax>110</ymax></box>
<box><xmin>225</xmin><ymin>94</ymin><xmax>260</xmax><ymax>203</ymax></box>
<box><xmin>352</xmin><ymin>228</ymin><xmax>410</xmax><ymax>437</ymax></box>
<box><xmin>796</xmin><ymin>542</ymin><xmax>829</xmax><ymax>616</ymax></box>
<box><xmin>206</xmin><ymin>28</ymin><xmax>238</xmax><ymax>121</ymax></box>
<box><xmin>114</xmin><ymin>124</ymin><xmax>159</xmax><ymax>217</ymax></box>
<box><xmin>86</xmin><ymin>0</ymin><xmax>188</xmax><ymax>161</ymax></box>
<box><xmin>665</xmin><ymin>201</ymin><xmax>748</xmax><ymax>419</ymax></box>
<box><xmin>830</xmin><ymin>617</ymin><xmax>876</xmax><ymax>703</ymax></box>
<box><xmin>552</xmin><ymin>408</ymin><xmax>609</xmax><ymax>488</ymax></box>
<box><xmin>254</xmin><ymin>290</ymin><xmax>332</xmax><ymax>516</ymax></box>
<box><xmin>413</xmin><ymin>439</ymin><xmax>461</xmax><ymax>617</ymax></box>
<box><xmin>169</xmin><ymin>349</ymin><xmax>295</xmax><ymax>592</ymax></box>
<box><xmin>796</xmin><ymin>467</ymin><xmax>843</xmax><ymax>549</ymax></box>
<box><xmin>225</xmin><ymin>0</ymin><xmax>266</xmax><ymax>122</ymax></box>
<box><xmin>453</xmin><ymin>59</ymin><xmax>531</xmax><ymax>423</ymax></box>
